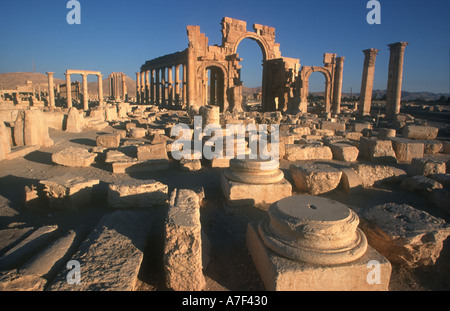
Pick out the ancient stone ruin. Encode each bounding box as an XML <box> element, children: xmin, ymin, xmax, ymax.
<box><xmin>0</xmin><ymin>17</ymin><xmax>449</xmax><ymax>292</ymax></box>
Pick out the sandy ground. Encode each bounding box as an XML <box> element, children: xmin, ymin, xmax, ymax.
<box><xmin>0</xmin><ymin>126</ymin><xmax>449</xmax><ymax>291</ymax></box>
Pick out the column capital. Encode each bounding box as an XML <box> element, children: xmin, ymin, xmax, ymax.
<box><xmin>388</xmin><ymin>42</ymin><xmax>409</xmax><ymax>50</ymax></box>
<box><xmin>46</xmin><ymin>72</ymin><xmax>55</xmax><ymax>75</ymax></box>
<box><xmin>363</xmin><ymin>48</ymin><xmax>380</xmax><ymax>55</ymax></box>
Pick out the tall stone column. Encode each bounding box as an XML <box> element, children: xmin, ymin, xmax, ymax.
<box><xmin>65</xmin><ymin>72</ymin><xmax>72</xmax><ymax>108</ymax></box>
<box><xmin>182</xmin><ymin>64</ymin><xmax>187</xmax><ymax>106</ymax></box>
<box><xmin>136</xmin><ymin>72</ymin><xmax>141</xmax><ymax>103</ymax></box>
<box><xmin>161</xmin><ymin>68</ymin><xmax>166</xmax><ymax>106</ymax></box>
<box><xmin>122</xmin><ymin>74</ymin><xmax>127</xmax><ymax>101</ymax></box>
<box><xmin>150</xmin><ymin>69</ymin><xmax>155</xmax><ymax>104</ymax></box>
<box><xmin>359</xmin><ymin>49</ymin><xmax>379</xmax><ymax>116</ymax></box>
<box><xmin>187</xmin><ymin>48</ymin><xmax>197</xmax><ymax>109</ymax></box>
<box><xmin>82</xmin><ymin>73</ymin><xmax>89</xmax><ymax>111</ymax></box>
<box><xmin>46</xmin><ymin>72</ymin><xmax>55</xmax><ymax>108</ymax></box>
<box><xmin>155</xmin><ymin>68</ymin><xmax>161</xmax><ymax>105</ymax></box>
<box><xmin>175</xmin><ymin>64</ymin><xmax>180</xmax><ymax>105</ymax></box>
<box><xmin>97</xmin><ymin>74</ymin><xmax>104</xmax><ymax>106</ymax></box>
<box><xmin>145</xmin><ymin>70</ymin><xmax>150</xmax><ymax>104</ymax></box>
<box><xmin>332</xmin><ymin>57</ymin><xmax>345</xmax><ymax>114</ymax></box>
<box><xmin>386</xmin><ymin>42</ymin><xmax>408</xmax><ymax>116</ymax></box>
<box><xmin>168</xmin><ymin>67</ymin><xmax>173</xmax><ymax>106</ymax></box>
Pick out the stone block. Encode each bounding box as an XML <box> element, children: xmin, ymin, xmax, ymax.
<box><xmin>423</xmin><ymin>140</ymin><xmax>443</xmax><ymax>154</ymax></box>
<box><xmin>290</xmin><ymin>163</ymin><xmax>342</xmax><ymax>195</ymax></box>
<box><xmin>220</xmin><ymin>173</ymin><xmax>292</xmax><ymax>207</ymax></box>
<box><xmin>52</xmin><ymin>147</ymin><xmax>96</xmax><ymax>167</ymax></box>
<box><xmin>96</xmin><ymin>134</ymin><xmax>121</xmax><ymax>149</ymax></box>
<box><xmin>5</xmin><ymin>145</ymin><xmax>40</xmax><ymax>160</ymax></box>
<box><xmin>107</xmin><ymin>179</ymin><xmax>168</xmax><ymax>209</ymax></box>
<box><xmin>390</xmin><ymin>137</ymin><xmax>424</xmax><ymax>163</ymax></box>
<box><xmin>65</xmin><ymin>108</ymin><xmax>85</xmax><ymax>133</ymax></box>
<box><xmin>180</xmin><ymin>158</ymin><xmax>201</xmax><ymax>171</ymax></box>
<box><xmin>47</xmin><ymin>211</ymin><xmax>152</xmax><ymax>291</ymax></box>
<box><xmin>0</xmin><ymin>271</ymin><xmax>46</xmax><ymax>291</ymax></box>
<box><xmin>321</xmin><ymin>121</ymin><xmax>346</xmax><ymax>132</ymax></box>
<box><xmin>402</xmin><ymin>125</ymin><xmax>439</xmax><ymax>140</ymax></box>
<box><xmin>0</xmin><ymin>227</ymin><xmax>34</xmax><ymax>257</ymax></box>
<box><xmin>129</xmin><ymin>127</ymin><xmax>147</xmax><ymax>139</ymax></box>
<box><xmin>341</xmin><ymin>131</ymin><xmax>363</xmax><ymax>141</ymax></box>
<box><xmin>137</xmin><ymin>142</ymin><xmax>168</xmax><ymax>161</ymax></box>
<box><xmin>111</xmin><ymin>159</ymin><xmax>170</xmax><ymax>173</ymax></box>
<box><xmin>352</xmin><ymin>164</ymin><xmax>407</xmax><ymax>187</ymax></box>
<box><xmin>14</xmin><ymin>110</ymin><xmax>54</xmax><ymax>148</ymax></box>
<box><xmin>0</xmin><ymin>121</ymin><xmax>11</xmax><ymax>160</ymax></box>
<box><xmin>246</xmin><ymin>221</ymin><xmax>391</xmax><ymax>291</ymax></box>
<box><xmin>377</xmin><ymin>128</ymin><xmax>396</xmax><ymax>140</ymax></box>
<box><xmin>339</xmin><ymin>167</ymin><xmax>363</xmax><ymax>194</ymax></box>
<box><xmin>164</xmin><ymin>189</ymin><xmax>205</xmax><ymax>291</ymax></box>
<box><xmin>360</xmin><ymin>203</ymin><xmax>450</xmax><ymax>267</ymax></box>
<box><xmin>408</xmin><ymin>158</ymin><xmax>446</xmax><ymax>176</ymax></box>
<box><xmin>19</xmin><ymin>229</ymin><xmax>83</xmax><ymax>281</ymax></box>
<box><xmin>329</xmin><ymin>143</ymin><xmax>359</xmax><ymax>162</ymax></box>
<box><xmin>39</xmin><ymin>174</ymin><xmax>100</xmax><ymax>211</ymax></box>
<box><xmin>0</xmin><ymin>226</ymin><xmax>59</xmax><ymax>271</ymax></box>
<box><xmin>442</xmin><ymin>141</ymin><xmax>450</xmax><ymax>154</ymax></box>
<box><xmin>352</xmin><ymin>122</ymin><xmax>373</xmax><ymax>133</ymax></box>
<box><xmin>400</xmin><ymin>175</ymin><xmax>443</xmax><ymax>193</ymax></box>
<box><xmin>284</xmin><ymin>144</ymin><xmax>333</xmax><ymax>161</ymax></box>
<box><xmin>359</xmin><ymin>138</ymin><xmax>397</xmax><ymax>163</ymax></box>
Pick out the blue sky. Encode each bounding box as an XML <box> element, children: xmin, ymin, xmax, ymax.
<box><xmin>0</xmin><ymin>0</ymin><xmax>448</xmax><ymax>93</ymax></box>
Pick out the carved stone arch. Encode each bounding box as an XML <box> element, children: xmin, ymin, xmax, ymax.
<box><xmin>197</xmin><ymin>61</ymin><xmax>229</xmax><ymax>112</ymax></box>
<box><xmin>231</xmin><ymin>33</ymin><xmax>270</xmax><ymax>61</ymax></box>
<box><xmin>299</xmin><ymin>66</ymin><xmax>333</xmax><ymax>113</ymax></box>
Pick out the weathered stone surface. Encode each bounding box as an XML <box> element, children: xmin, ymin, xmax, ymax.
<box><xmin>107</xmin><ymin>179</ymin><xmax>168</xmax><ymax>209</ymax></box>
<box><xmin>359</xmin><ymin>138</ymin><xmax>397</xmax><ymax>163</ymax></box>
<box><xmin>65</xmin><ymin>108</ymin><xmax>85</xmax><ymax>133</ymax></box>
<box><xmin>429</xmin><ymin>174</ymin><xmax>450</xmax><ymax>188</ymax></box>
<box><xmin>220</xmin><ymin>173</ymin><xmax>292</xmax><ymax>207</ymax></box>
<box><xmin>352</xmin><ymin>122</ymin><xmax>372</xmax><ymax>133</ymax></box>
<box><xmin>390</xmin><ymin>137</ymin><xmax>424</xmax><ymax>163</ymax></box>
<box><xmin>137</xmin><ymin>142</ymin><xmax>168</xmax><ymax>161</ymax></box>
<box><xmin>377</xmin><ymin>128</ymin><xmax>396</xmax><ymax>140</ymax></box>
<box><xmin>105</xmin><ymin>150</ymin><xmax>134</xmax><ymax>163</ymax></box>
<box><xmin>111</xmin><ymin>159</ymin><xmax>170</xmax><ymax>174</ymax></box>
<box><xmin>14</xmin><ymin>110</ymin><xmax>54</xmax><ymax>147</ymax></box>
<box><xmin>403</xmin><ymin>125</ymin><xmax>439</xmax><ymax>140</ymax></box>
<box><xmin>0</xmin><ymin>121</ymin><xmax>11</xmax><ymax>160</ymax></box>
<box><xmin>0</xmin><ymin>226</ymin><xmax>59</xmax><ymax>271</ymax></box>
<box><xmin>423</xmin><ymin>140</ymin><xmax>443</xmax><ymax>154</ymax></box>
<box><xmin>290</xmin><ymin>163</ymin><xmax>342</xmax><ymax>195</ymax></box>
<box><xmin>352</xmin><ymin>164</ymin><xmax>406</xmax><ymax>187</ymax></box>
<box><xmin>39</xmin><ymin>174</ymin><xmax>100</xmax><ymax>211</ymax></box>
<box><xmin>129</xmin><ymin>127</ymin><xmax>147</xmax><ymax>139</ymax></box>
<box><xmin>247</xmin><ymin>196</ymin><xmax>391</xmax><ymax>291</ymax></box>
<box><xmin>339</xmin><ymin>167</ymin><xmax>363</xmax><ymax>193</ymax></box>
<box><xmin>48</xmin><ymin>211</ymin><xmax>152</xmax><ymax>291</ymax></box>
<box><xmin>360</xmin><ymin>203</ymin><xmax>450</xmax><ymax>267</ymax></box>
<box><xmin>164</xmin><ymin>189</ymin><xmax>205</xmax><ymax>291</ymax></box>
<box><xmin>52</xmin><ymin>147</ymin><xmax>97</xmax><ymax>167</ymax></box>
<box><xmin>284</xmin><ymin>144</ymin><xmax>333</xmax><ymax>161</ymax></box>
<box><xmin>180</xmin><ymin>158</ymin><xmax>201</xmax><ymax>171</ymax></box>
<box><xmin>0</xmin><ymin>227</ymin><xmax>34</xmax><ymax>256</ymax></box>
<box><xmin>96</xmin><ymin>134</ymin><xmax>121</xmax><ymax>149</ymax></box>
<box><xmin>19</xmin><ymin>230</ymin><xmax>82</xmax><ymax>280</ymax></box>
<box><xmin>329</xmin><ymin>143</ymin><xmax>359</xmax><ymax>162</ymax></box>
<box><xmin>0</xmin><ymin>271</ymin><xmax>46</xmax><ymax>291</ymax></box>
<box><xmin>443</xmin><ymin>141</ymin><xmax>450</xmax><ymax>154</ymax></box>
<box><xmin>408</xmin><ymin>158</ymin><xmax>446</xmax><ymax>176</ymax></box>
<box><xmin>321</xmin><ymin>121</ymin><xmax>345</xmax><ymax>132</ymax></box>
<box><xmin>400</xmin><ymin>175</ymin><xmax>443</xmax><ymax>193</ymax></box>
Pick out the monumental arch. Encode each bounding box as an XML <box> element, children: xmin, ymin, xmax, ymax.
<box><xmin>139</xmin><ymin>17</ymin><xmax>344</xmax><ymax>113</ymax></box>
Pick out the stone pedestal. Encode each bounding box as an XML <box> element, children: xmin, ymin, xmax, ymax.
<box><xmin>220</xmin><ymin>157</ymin><xmax>292</xmax><ymax>207</ymax></box>
<box><xmin>246</xmin><ymin>196</ymin><xmax>392</xmax><ymax>291</ymax></box>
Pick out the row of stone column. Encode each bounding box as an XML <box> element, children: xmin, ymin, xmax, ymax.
<box><xmin>136</xmin><ymin>64</ymin><xmax>187</xmax><ymax>106</ymax></box>
<box><xmin>109</xmin><ymin>72</ymin><xmax>127</xmax><ymax>101</ymax></box>
<box><xmin>47</xmin><ymin>71</ymin><xmax>103</xmax><ymax>110</ymax></box>
<box><xmin>359</xmin><ymin>42</ymin><xmax>408</xmax><ymax>116</ymax></box>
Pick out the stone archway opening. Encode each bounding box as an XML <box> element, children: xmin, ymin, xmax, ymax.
<box><xmin>307</xmin><ymin>71</ymin><xmax>328</xmax><ymax>113</ymax></box>
<box><xmin>206</xmin><ymin>65</ymin><xmax>225</xmax><ymax>112</ymax></box>
<box><xmin>235</xmin><ymin>37</ymin><xmax>265</xmax><ymax>110</ymax></box>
